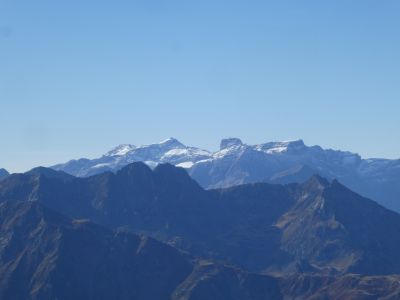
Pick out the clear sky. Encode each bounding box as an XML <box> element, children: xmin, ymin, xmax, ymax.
<box><xmin>1</xmin><ymin>0</ymin><xmax>399</xmax><ymax>173</ymax></box>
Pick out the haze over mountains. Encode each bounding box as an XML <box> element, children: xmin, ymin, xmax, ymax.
<box><xmin>52</xmin><ymin>137</ymin><xmax>400</xmax><ymax>212</ymax></box>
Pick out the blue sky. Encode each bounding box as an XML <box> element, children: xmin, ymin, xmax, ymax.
<box><xmin>1</xmin><ymin>0</ymin><xmax>399</xmax><ymax>172</ymax></box>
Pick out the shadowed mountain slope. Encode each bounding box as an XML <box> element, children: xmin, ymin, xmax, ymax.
<box><xmin>1</xmin><ymin>163</ymin><xmax>400</xmax><ymax>276</ymax></box>
<box><xmin>0</xmin><ymin>200</ymin><xmax>286</xmax><ymax>300</ymax></box>
<box><xmin>1</xmin><ymin>201</ymin><xmax>400</xmax><ymax>300</ymax></box>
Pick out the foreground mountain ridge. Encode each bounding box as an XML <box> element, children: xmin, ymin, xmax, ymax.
<box><xmin>2</xmin><ymin>162</ymin><xmax>400</xmax><ymax>276</ymax></box>
<box><xmin>2</xmin><ymin>200</ymin><xmax>399</xmax><ymax>300</ymax></box>
<box><xmin>51</xmin><ymin>137</ymin><xmax>400</xmax><ymax>212</ymax></box>
<box><xmin>0</xmin><ymin>200</ymin><xmax>282</xmax><ymax>300</ymax></box>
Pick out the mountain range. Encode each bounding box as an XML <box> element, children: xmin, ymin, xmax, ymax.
<box><xmin>2</xmin><ymin>200</ymin><xmax>399</xmax><ymax>300</ymax></box>
<box><xmin>2</xmin><ymin>163</ymin><xmax>400</xmax><ymax>276</ymax></box>
<box><xmin>0</xmin><ymin>200</ymin><xmax>282</xmax><ymax>300</ymax></box>
<box><xmin>2</xmin><ymin>140</ymin><xmax>400</xmax><ymax>299</ymax></box>
<box><xmin>51</xmin><ymin>138</ymin><xmax>400</xmax><ymax>212</ymax></box>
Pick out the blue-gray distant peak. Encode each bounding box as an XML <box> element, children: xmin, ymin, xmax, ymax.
<box><xmin>258</xmin><ymin>139</ymin><xmax>306</xmax><ymax>154</ymax></box>
<box><xmin>220</xmin><ymin>138</ymin><xmax>243</xmax><ymax>150</ymax></box>
<box><xmin>105</xmin><ymin>144</ymin><xmax>137</xmax><ymax>157</ymax></box>
<box><xmin>105</xmin><ymin>138</ymin><xmax>185</xmax><ymax>158</ymax></box>
<box><xmin>0</xmin><ymin>169</ymin><xmax>9</xmax><ymax>180</ymax></box>
<box><xmin>159</xmin><ymin>137</ymin><xmax>184</xmax><ymax>147</ymax></box>
<box><xmin>27</xmin><ymin>167</ymin><xmax>75</xmax><ymax>181</ymax></box>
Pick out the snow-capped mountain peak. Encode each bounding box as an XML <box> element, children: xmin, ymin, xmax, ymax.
<box><xmin>105</xmin><ymin>138</ymin><xmax>185</xmax><ymax>158</ymax></box>
<box><xmin>256</xmin><ymin>139</ymin><xmax>306</xmax><ymax>154</ymax></box>
<box><xmin>105</xmin><ymin>144</ymin><xmax>137</xmax><ymax>157</ymax></box>
<box><xmin>156</xmin><ymin>137</ymin><xmax>186</xmax><ymax>150</ymax></box>
<box><xmin>159</xmin><ymin>137</ymin><xmax>183</xmax><ymax>146</ymax></box>
<box><xmin>51</xmin><ymin>137</ymin><xmax>400</xmax><ymax>212</ymax></box>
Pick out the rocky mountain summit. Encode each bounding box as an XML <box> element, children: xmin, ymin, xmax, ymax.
<box><xmin>52</xmin><ymin>138</ymin><xmax>400</xmax><ymax>211</ymax></box>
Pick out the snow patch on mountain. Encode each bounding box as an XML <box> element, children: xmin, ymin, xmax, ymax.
<box><xmin>220</xmin><ymin>138</ymin><xmax>243</xmax><ymax>150</ymax></box>
<box><xmin>51</xmin><ymin>137</ymin><xmax>400</xmax><ymax>212</ymax></box>
<box><xmin>255</xmin><ymin>139</ymin><xmax>306</xmax><ymax>154</ymax></box>
<box><xmin>176</xmin><ymin>161</ymin><xmax>194</xmax><ymax>169</ymax></box>
<box><xmin>106</xmin><ymin>144</ymin><xmax>136</xmax><ymax>157</ymax></box>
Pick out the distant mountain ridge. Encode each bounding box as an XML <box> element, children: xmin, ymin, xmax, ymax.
<box><xmin>2</xmin><ymin>163</ymin><xmax>400</xmax><ymax>276</ymax></box>
<box><xmin>0</xmin><ymin>169</ymin><xmax>9</xmax><ymax>180</ymax></box>
<box><xmin>52</xmin><ymin>138</ymin><xmax>210</xmax><ymax>177</ymax></box>
<box><xmin>52</xmin><ymin>137</ymin><xmax>400</xmax><ymax>212</ymax></box>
